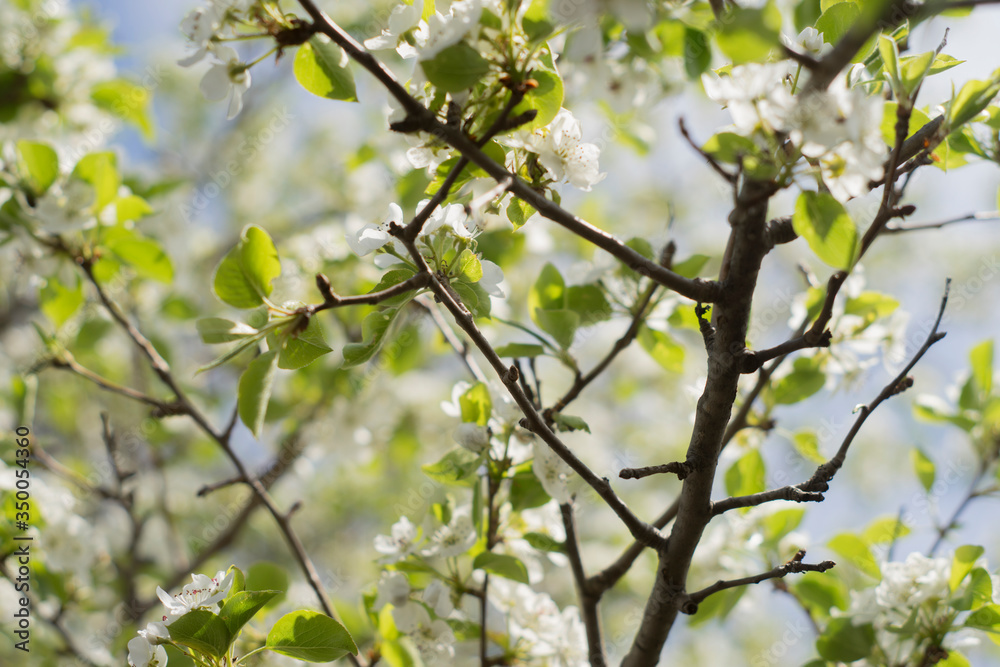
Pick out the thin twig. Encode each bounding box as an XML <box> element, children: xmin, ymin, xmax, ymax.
<box><xmin>561</xmin><ymin>503</ymin><xmax>606</xmax><ymax>667</ymax></box>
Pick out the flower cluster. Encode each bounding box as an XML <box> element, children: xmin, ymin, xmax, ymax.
<box><xmin>702</xmin><ymin>29</ymin><xmax>886</xmax><ymax>201</ymax></box>
<box><xmin>842</xmin><ymin>552</ymin><xmax>999</xmax><ymax>665</ymax></box>
<box><xmin>505</xmin><ymin>108</ymin><xmax>606</xmax><ymax>191</ymax></box>
<box><xmin>179</xmin><ymin>0</ymin><xmax>258</xmax><ymax>118</ymax></box>
<box><xmin>126</xmin><ymin>569</ymin><xmax>235</xmax><ymax>667</ymax></box>
<box><xmin>347</xmin><ymin>200</ymin><xmax>505</xmax><ymax>297</ymax></box>
<box><xmin>365</xmin><ymin>0</ymin><xmax>501</xmax><ymax>61</ymax></box>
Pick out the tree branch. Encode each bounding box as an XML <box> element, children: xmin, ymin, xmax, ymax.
<box><xmin>294</xmin><ymin>0</ymin><xmax>722</xmax><ymax>304</ymax></box>
<box><xmin>681</xmin><ymin>551</ymin><xmax>835</xmax><ymax>614</ymax></box>
<box><xmin>561</xmin><ymin>503</ymin><xmax>607</xmax><ymax>667</ymax></box>
<box><xmin>711</xmin><ymin>485</ymin><xmax>825</xmax><ymax>516</ymax></box>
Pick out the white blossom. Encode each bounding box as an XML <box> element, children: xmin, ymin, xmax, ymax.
<box><xmin>373</xmin><ymin>516</ymin><xmax>419</xmax><ymax>562</ymax></box>
<box><xmin>156</xmin><ymin>569</ymin><xmax>234</xmax><ymax>625</ymax></box>
<box><xmin>416</xmin><ymin>0</ymin><xmax>483</xmax><ymax>61</ymax></box>
<box><xmin>422</xmin><ymin>579</ymin><xmax>455</xmax><ymax>617</ymax></box>
<box><xmin>453</xmin><ymin>422</ymin><xmax>490</xmax><ymax>453</ymax></box>
<box><xmin>127</xmin><ymin>636</ymin><xmax>168</xmax><ymax>667</ymax></box>
<box><xmin>510</xmin><ymin>109</ymin><xmax>606</xmax><ymax>191</ymax></box>
<box><xmin>374</xmin><ymin>571</ymin><xmax>411</xmax><ymax>611</ymax></box>
<box><xmin>364</xmin><ymin>4</ymin><xmax>421</xmax><ymax>52</ymax></box>
<box><xmin>198</xmin><ymin>45</ymin><xmax>251</xmax><ymax>120</ymax></box>
<box><xmin>424</xmin><ymin>507</ymin><xmax>477</xmax><ymax>558</ymax></box>
<box><xmin>347</xmin><ymin>203</ymin><xmax>399</xmax><ymax>256</ymax></box>
<box><xmin>532</xmin><ymin>440</ymin><xmax>574</xmax><ymax>504</ymax></box>
<box><xmin>702</xmin><ymin>62</ymin><xmax>794</xmax><ymax>135</ymax></box>
<box><xmin>479</xmin><ymin>259</ymin><xmax>505</xmax><ymax>297</ymax></box>
<box><xmin>411</xmin><ymin>618</ymin><xmax>456</xmax><ymax>664</ymax></box>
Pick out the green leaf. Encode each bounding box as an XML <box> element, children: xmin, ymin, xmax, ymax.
<box><xmin>951</xmin><ymin>545</ymin><xmax>985</xmax><ymax>593</ymax></box>
<box><xmin>197</xmin><ymin>317</ymin><xmax>258</xmax><ymax>344</ymax></box>
<box><xmin>771</xmin><ymin>356</ymin><xmax>825</xmax><ymax>405</ymax></box>
<box><xmin>794</xmin><ymin>571</ymin><xmax>849</xmax><ymax>617</ymax></box>
<box><xmin>509</xmin><ymin>467</ymin><xmax>550</xmax><ymax>510</ymax></box>
<box><xmin>638</xmin><ymin>326</ymin><xmax>685</xmax><ymax>373</ymax></box>
<box><xmin>683</xmin><ymin>28</ymin><xmax>712</xmax><ymax>79</ymax></box>
<box><xmin>815</xmin><ymin>2</ymin><xmax>861</xmax><ymax>46</ymax></box>
<box><xmin>964</xmin><ymin>603</ymin><xmax>1000</xmax><ymax>630</ymax></box>
<box><xmin>278</xmin><ymin>316</ymin><xmax>332</xmax><ymax>370</ymax></box>
<box><xmin>106</xmin><ymin>233</ymin><xmax>174</xmax><ymax>283</ymax></box>
<box><xmin>509</xmin><ymin>54</ymin><xmax>563</xmax><ymax>130</ymax></box>
<box><xmin>969</xmin><ymin>339</ymin><xmax>993</xmax><ymax>397</ymax></box>
<box><xmin>928</xmin><ymin>54</ymin><xmax>965</xmax><ymax>76</ymax></box>
<box><xmin>566</xmin><ymin>284</ymin><xmax>611</xmax><ymax>326</ymax></box>
<box><xmin>218</xmin><ymin>590</ymin><xmax>280</xmax><ymax>638</ymax></box>
<box><xmin>214</xmin><ymin>248</ymin><xmax>260</xmax><ymax>308</ymax></box>
<box><xmin>792</xmin><ymin>431</ymin><xmax>826</xmax><ymax>464</ymax></box>
<box><xmin>266</xmin><ymin>610</ymin><xmax>358</xmax><ymax>662</ymax></box>
<box><xmin>534</xmin><ymin>308</ymin><xmax>579</xmax><ymax>349</ymax></box>
<box><xmin>761</xmin><ymin>508</ymin><xmax>806</xmax><ymax>544</ymax></box>
<box><xmin>523</xmin><ymin>532</ymin><xmax>565</xmax><ymax>553</ymax></box>
<box><xmin>507</xmin><ymin>197</ymin><xmax>536</xmax><ymax>230</ymax></box>
<box><xmin>828</xmin><ymin>533</ymin><xmax>880</xmax><ymax>579</ymax></box>
<box><xmin>238</xmin><ymin>350</ymin><xmax>279</xmax><ymax>438</ymax></box>
<box><xmin>16</xmin><ymin>140</ymin><xmax>59</xmax><ymax>195</ymax></box>
<box><xmin>494</xmin><ymin>342</ymin><xmax>545</xmax><ymax>358</ymax></box>
<box><xmin>422</xmin><ymin>447</ymin><xmax>482</xmax><ymax>486</ymax></box>
<box><xmin>816</xmin><ymin>617</ymin><xmax>875</xmax><ymax>662</ymax></box>
<box><xmin>227</xmin><ymin>565</ymin><xmax>246</xmax><ymax>597</ymax></box>
<box><xmin>911</xmin><ymin>448</ymin><xmax>935</xmax><ymax>493</ymax></box>
<box><xmin>949</xmin><ymin>74</ymin><xmax>1000</xmax><ymax>129</ymax></box>
<box><xmin>552</xmin><ymin>413</ymin><xmax>590</xmax><ymax>433</ymax></box>
<box><xmin>370</xmin><ymin>267</ymin><xmax>420</xmax><ymax>308</ymax></box>
<box><xmin>843</xmin><ymin>291</ymin><xmax>899</xmax><ymax>327</ymax></box>
<box><xmin>246</xmin><ymin>562</ymin><xmax>289</xmax><ymax>609</ymax></box>
<box><xmin>521</xmin><ymin>0</ymin><xmax>554</xmax><ymax>42</ymax></box>
<box><xmin>294</xmin><ymin>37</ymin><xmax>357</xmax><ymax>102</ymax></box>
<box><xmin>715</xmin><ymin>4</ymin><xmax>782</xmax><ymax>65</ymax></box>
<box><xmin>861</xmin><ymin>516</ymin><xmax>910</xmax><ymax>545</ymax></box>
<box><xmin>724</xmin><ymin>449</ymin><xmax>766</xmax><ymax>500</ymax></box>
<box><xmin>114</xmin><ymin>194</ymin><xmax>153</xmax><ymax>223</ymax></box>
<box><xmin>530</xmin><ymin>263</ymin><xmax>566</xmax><ymax>311</ymax></box>
<box><xmin>72</xmin><ymin>152</ymin><xmax>119</xmax><ymax>210</ymax></box>
<box><xmin>913</xmin><ymin>396</ymin><xmax>976</xmax><ymax>432</ymax></box>
<box><xmin>899</xmin><ymin>51</ymin><xmax>935</xmax><ymax>97</ymax></box>
<box><xmin>459</xmin><ymin>382</ymin><xmax>492</xmax><ymax>426</ymax></box>
<box><xmin>168</xmin><ymin>610</ymin><xmax>232</xmax><ymax>660</ymax></box>
<box><xmin>702</xmin><ymin>132</ymin><xmax>758</xmax><ymax>165</ymax></box>
<box><xmin>197</xmin><ymin>335</ymin><xmax>265</xmax><ymax>374</ymax></box>
<box><xmin>792</xmin><ymin>191</ymin><xmax>858</xmax><ymax>269</ymax></box>
<box><xmin>951</xmin><ymin>567</ymin><xmax>993</xmax><ymax>611</ymax></box>
<box><xmin>342</xmin><ymin>308</ymin><xmax>400</xmax><ymax>367</ymax></box>
<box><xmin>421</xmin><ymin>42</ymin><xmax>490</xmax><ymax>93</ymax></box>
<box><xmin>91</xmin><ymin>79</ymin><xmax>155</xmax><ymax>138</ymax></box>
<box><xmin>39</xmin><ymin>277</ymin><xmax>84</xmax><ymax>328</ymax></box>
<box><xmin>456</xmin><ymin>248</ymin><xmax>483</xmax><ymax>282</ymax></box>
<box><xmin>878</xmin><ymin>35</ymin><xmax>900</xmax><ymax>88</ymax></box>
<box><xmin>672</xmin><ymin>254</ymin><xmax>711</xmax><ymax>278</ymax></box>
<box><xmin>472</xmin><ymin>552</ymin><xmax>530</xmax><ymax>584</ymax></box>
<box><xmin>239</xmin><ymin>225</ymin><xmax>281</xmax><ymax>300</ymax></box>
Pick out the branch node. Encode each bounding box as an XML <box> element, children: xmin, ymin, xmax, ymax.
<box><xmin>315</xmin><ymin>273</ymin><xmax>336</xmax><ymax>303</ymax></box>
<box><xmin>504</xmin><ymin>364</ymin><xmax>520</xmax><ymax>385</ymax></box>
<box><xmin>620</xmin><ymin>461</ymin><xmax>693</xmax><ymax>481</ymax></box>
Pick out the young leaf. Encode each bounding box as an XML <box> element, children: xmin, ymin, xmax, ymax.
<box><xmin>266</xmin><ymin>610</ymin><xmax>358</xmax><ymax>662</ymax></box>
<box><xmin>459</xmin><ymin>382</ymin><xmax>492</xmax><ymax>426</ymax></box>
<box><xmin>218</xmin><ymin>590</ymin><xmax>280</xmax><ymax>638</ymax></box>
<box><xmin>816</xmin><ymin>617</ymin><xmax>876</xmax><ymax>662</ymax></box>
<box><xmin>792</xmin><ymin>191</ymin><xmax>857</xmax><ymax>269</ymax></box>
<box><xmin>294</xmin><ymin>36</ymin><xmax>357</xmax><ymax>102</ymax></box>
<box><xmin>715</xmin><ymin>4</ymin><xmax>782</xmax><ymax>65</ymax></box>
<box><xmin>278</xmin><ymin>316</ymin><xmax>332</xmax><ymax>370</ymax></box>
<box><xmin>238</xmin><ymin>350</ymin><xmax>279</xmax><ymax>438</ymax></box>
<box><xmin>106</xmin><ymin>233</ymin><xmax>174</xmax><ymax>283</ymax></box>
<box><xmin>456</xmin><ymin>248</ymin><xmax>483</xmax><ymax>283</ymax></box>
<box><xmin>472</xmin><ymin>552</ymin><xmax>530</xmax><ymax>584</ymax></box>
<box><xmin>951</xmin><ymin>545</ymin><xmax>986</xmax><ymax>593</ymax></box>
<box><xmin>509</xmin><ymin>51</ymin><xmax>564</xmax><ymax>130</ymax></box>
<box><xmin>911</xmin><ymin>448</ymin><xmax>935</xmax><ymax>493</ymax></box>
<box><xmin>343</xmin><ymin>308</ymin><xmax>401</xmax><ymax>367</ymax></box>
<box><xmin>566</xmin><ymin>284</ymin><xmax>611</xmax><ymax>326</ymax></box>
<box><xmin>16</xmin><ymin>140</ymin><xmax>59</xmax><ymax>196</ymax></box>
<box><xmin>771</xmin><ymin>356</ymin><xmax>825</xmax><ymax>405</ymax></box>
<box><xmin>240</xmin><ymin>225</ymin><xmax>281</xmax><ymax>299</ymax></box>
<box><xmin>529</xmin><ymin>263</ymin><xmax>566</xmax><ymax>312</ymax></box>
<box><xmin>214</xmin><ymin>249</ymin><xmax>263</xmax><ymax>308</ymax></box>
<box><xmin>969</xmin><ymin>339</ymin><xmax>993</xmax><ymax>398</ymax></box>
<box><xmin>421</xmin><ymin>42</ymin><xmax>491</xmax><ymax>93</ymax></box>
<box><xmin>91</xmin><ymin>78</ymin><xmax>155</xmax><ymax>138</ymax></box>
<box><xmin>792</xmin><ymin>431</ymin><xmax>826</xmax><ymax>464</ymax></box>
<box><xmin>422</xmin><ymin>448</ymin><xmax>482</xmax><ymax>486</ymax></box>
<box><xmin>638</xmin><ymin>326</ymin><xmax>685</xmax><ymax>373</ymax></box>
<box><xmin>552</xmin><ymin>413</ymin><xmax>590</xmax><ymax>433</ymax></box>
<box><xmin>828</xmin><ymin>533</ymin><xmax>881</xmax><ymax>580</ymax></box>
<box><xmin>167</xmin><ymin>610</ymin><xmax>232</xmax><ymax>660</ymax></box>
<box><xmin>72</xmin><ymin>151</ymin><xmax>119</xmax><ymax>210</ymax></box>
<box><xmin>534</xmin><ymin>308</ymin><xmax>579</xmax><ymax>349</ymax></box>
<box><xmin>39</xmin><ymin>277</ymin><xmax>84</xmax><ymax>328</ymax></box>
<box><xmin>197</xmin><ymin>317</ymin><xmax>258</xmax><ymax>344</ymax></box>
<box><xmin>724</xmin><ymin>449</ymin><xmax>766</xmax><ymax>500</ymax></box>
<box><xmin>507</xmin><ymin>197</ymin><xmax>536</xmax><ymax>230</ymax></box>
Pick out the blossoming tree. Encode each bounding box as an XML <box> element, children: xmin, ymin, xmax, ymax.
<box><xmin>2</xmin><ymin>0</ymin><xmax>1000</xmax><ymax>666</ymax></box>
